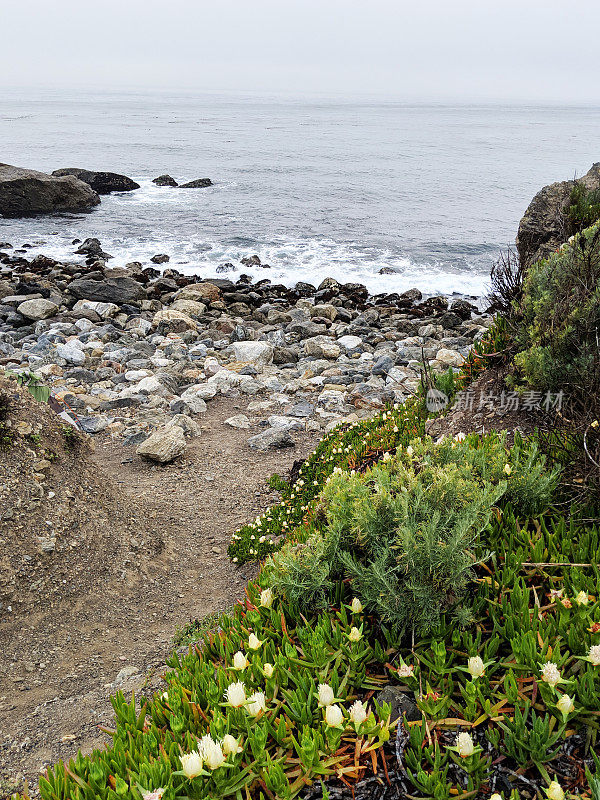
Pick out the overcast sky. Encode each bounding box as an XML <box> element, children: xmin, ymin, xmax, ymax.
<box><xmin>3</xmin><ymin>0</ymin><xmax>600</xmax><ymax>102</ymax></box>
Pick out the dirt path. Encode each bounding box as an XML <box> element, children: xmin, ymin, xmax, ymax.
<box><xmin>0</xmin><ymin>399</ymin><xmax>320</xmax><ymax>796</ymax></box>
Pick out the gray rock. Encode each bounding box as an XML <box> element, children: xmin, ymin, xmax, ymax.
<box><xmin>376</xmin><ymin>685</ymin><xmax>420</xmax><ymax>723</ymax></box>
<box><xmin>17</xmin><ymin>298</ymin><xmax>59</xmax><ymax>320</ymax></box>
<box><xmin>247</xmin><ymin>428</ymin><xmax>295</xmax><ymax>451</ymax></box>
<box><xmin>79</xmin><ymin>415</ymin><xmax>111</xmax><ymax>434</ymax></box>
<box><xmin>304</xmin><ymin>335</ymin><xmax>341</xmax><ymax>359</ymax></box>
<box><xmin>0</xmin><ymin>163</ymin><xmax>100</xmax><ymax>218</ymax></box>
<box><xmin>231</xmin><ymin>340</ymin><xmax>274</xmax><ymax>365</ymax></box>
<box><xmin>136</xmin><ymin>425</ymin><xmax>186</xmax><ymax>463</ymax></box>
<box><xmin>372</xmin><ymin>355</ymin><xmax>394</xmax><ymax>376</ymax></box>
<box><xmin>56</xmin><ymin>342</ymin><xmax>85</xmax><ymax>365</ymax></box>
<box><xmin>52</xmin><ymin>168</ymin><xmax>139</xmax><ymax>194</ymax></box>
<box><xmin>225</xmin><ymin>414</ymin><xmax>251</xmax><ymax>429</ymax></box>
<box><xmin>68</xmin><ymin>276</ymin><xmax>147</xmax><ymax>304</ymax></box>
<box><xmin>150</xmin><ymin>253</ymin><xmax>170</xmax><ymax>264</ymax></box>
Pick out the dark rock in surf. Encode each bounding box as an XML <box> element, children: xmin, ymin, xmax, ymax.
<box><xmin>75</xmin><ymin>238</ymin><xmax>113</xmax><ymax>261</ymax></box>
<box><xmin>152</xmin><ymin>175</ymin><xmax>179</xmax><ymax>187</ymax></box>
<box><xmin>150</xmin><ymin>254</ymin><xmax>170</xmax><ymax>264</ymax></box>
<box><xmin>52</xmin><ymin>168</ymin><xmax>139</xmax><ymax>194</ymax></box>
<box><xmin>179</xmin><ymin>178</ymin><xmax>212</xmax><ymax>189</ymax></box>
<box><xmin>0</xmin><ymin>163</ymin><xmax>100</xmax><ymax>218</ymax></box>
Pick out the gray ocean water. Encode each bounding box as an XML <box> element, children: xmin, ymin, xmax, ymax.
<box><xmin>2</xmin><ymin>90</ymin><xmax>600</xmax><ymax>296</ymax></box>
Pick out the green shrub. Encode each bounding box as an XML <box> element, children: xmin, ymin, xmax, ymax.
<box><xmin>266</xmin><ymin>433</ymin><xmax>559</xmax><ymax>634</ymax></box>
<box><xmin>568</xmin><ymin>182</ymin><xmax>600</xmax><ymax>233</ymax></box>
<box><xmin>513</xmin><ymin>220</ymin><xmax>600</xmax><ymax>423</ymax></box>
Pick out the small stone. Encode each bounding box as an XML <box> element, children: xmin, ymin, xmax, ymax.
<box><xmin>225</xmin><ymin>414</ymin><xmax>251</xmax><ymax>429</ymax></box>
<box><xmin>247</xmin><ymin>428</ymin><xmax>295</xmax><ymax>451</ymax></box>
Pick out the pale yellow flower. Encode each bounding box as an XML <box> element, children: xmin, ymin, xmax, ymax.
<box><xmin>348</xmin><ymin>626</ymin><xmax>362</xmax><ymax>642</ymax></box>
<box><xmin>556</xmin><ymin>694</ymin><xmax>575</xmax><ymax>715</ymax></box>
<box><xmin>180</xmin><ymin>750</ymin><xmax>203</xmax><ymax>778</ymax></box>
<box><xmin>456</xmin><ymin>731</ymin><xmax>474</xmax><ymax>757</ymax></box>
<box><xmin>246</xmin><ymin>691</ymin><xmax>266</xmax><ymax>716</ymax></box>
<box><xmin>546</xmin><ymin>781</ymin><xmax>565</xmax><ymax>800</ymax></box>
<box><xmin>325</xmin><ymin>704</ymin><xmax>344</xmax><ymax>728</ymax></box>
<box><xmin>348</xmin><ymin>700</ymin><xmax>367</xmax><ymax>726</ymax></box>
<box><xmin>351</xmin><ymin>597</ymin><xmax>363</xmax><ymax>613</ymax></box>
<box><xmin>222</xmin><ymin>734</ymin><xmax>243</xmax><ymax>756</ymax></box>
<box><xmin>248</xmin><ymin>632</ymin><xmax>262</xmax><ymax>650</ymax></box>
<box><xmin>541</xmin><ymin>661</ymin><xmax>561</xmax><ymax>687</ymax></box>
<box><xmin>467</xmin><ymin>656</ymin><xmax>485</xmax><ymax>678</ymax></box>
<box><xmin>233</xmin><ymin>651</ymin><xmax>249</xmax><ymax>670</ymax></box>
<box><xmin>318</xmin><ymin>683</ymin><xmax>335</xmax><ymax>706</ymax></box>
<box><xmin>260</xmin><ymin>588</ymin><xmax>273</xmax><ymax>608</ymax></box>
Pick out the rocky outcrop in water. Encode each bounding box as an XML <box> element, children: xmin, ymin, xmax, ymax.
<box><xmin>516</xmin><ymin>162</ymin><xmax>600</xmax><ymax>269</ymax></box>
<box><xmin>0</xmin><ymin>163</ymin><xmax>100</xmax><ymax>218</ymax></box>
<box><xmin>152</xmin><ymin>175</ymin><xmax>178</xmax><ymax>187</ymax></box>
<box><xmin>52</xmin><ymin>168</ymin><xmax>140</xmax><ymax>194</ymax></box>
<box><xmin>179</xmin><ymin>178</ymin><xmax>213</xmax><ymax>188</ymax></box>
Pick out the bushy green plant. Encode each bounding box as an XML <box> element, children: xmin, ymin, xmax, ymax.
<box><xmin>265</xmin><ymin>433</ymin><xmax>559</xmax><ymax>634</ymax></box>
<box><xmin>513</xmin><ymin>220</ymin><xmax>600</xmax><ymax>423</ymax></box>
<box><xmin>568</xmin><ymin>182</ymin><xmax>600</xmax><ymax>233</ymax></box>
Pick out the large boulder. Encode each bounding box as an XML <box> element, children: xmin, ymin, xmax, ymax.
<box><xmin>0</xmin><ymin>163</ymin><xmax>100</xmax><ymax>218</ymax></box>
<box><xmin>68</xmin><ymin>276</ymin><xmax>147</xmax><ymax>304</ymax></box>
<box><xmin>52</xmin><ymin>168</ymin><xmax>139</xmax><ymax>194</ymax></box>
<box><xmin>516</xmin><ymin>162</ymin><xmax>600</xmax><ymax>269</ymax></box>
<box><xmin>17</xmin><ymin>298</ymin><xmax>59</xmax><ymax>320</ymax></box>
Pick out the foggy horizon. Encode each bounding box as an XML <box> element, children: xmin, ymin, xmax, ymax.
<box><xmin>3</xmin><ymin>0</ymin><xmax>600</xmax><ymax>104</ymax></box>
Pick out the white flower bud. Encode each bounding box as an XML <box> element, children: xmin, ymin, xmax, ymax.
<box><xmin>351</xmin><ymin>597</ymin><xmax>363</xmax><ymax>613</ymax></box>
<box><xmin>233</xmin><ymin>651</ymin><xmax>249</xmax><ymax>670</ymax></box>
<box><xmin>246</xmin><ymin>691</ymin><xmax>266</xmax><ymax>716</ymax></box>
<box><xmin>325</xmin><ymin>704</ymin><xmax>344</xmax><ymax>728</ymax></box>
<box><xmin>263</xmin><ymin>662</ymin><xmax>274</xmax><ymax>678</ymax></box>
<box><xmin>349</xmin><ymin>626</ymin><xmax>362</xmax><ymax>642</ymax></box>
<box><xmin>348</xmin><ymin>700</ymin><xmax>367</xmax><ymax>726</ymax></box>
<box><xmin>467</xmin><ymin>656</ymin><xmax>485</xmax><ymax>678</ymax></box>
<box><xmin>248</xmin><ymin>632</ymin><xmax>262</xmax><ymax>650</ymax></box>
<box><xmin>503</xmin><ymin>463</ymin><xmax>512</xmax><ymax>475</ymax></box>
<box><xmin>260</xmin><ymin>588</ymin><xmax>273</xmax><ymax>608</ymax></box>
<box><xmin>574</xmin><ymin>590</ymin><xmax>589</xmax><ymax>606</ymax></box>
<box><xmin>456</xmin><ymin>731</ymin><xmax>474</xmax><ymax>757</ymax></box>
<box><xmin>318</xmin><ymin>683</ymin><xmax>335</xmax><ymax>706</ymax></box>
<box><xmin>222</xmin><ymin>734</ymin><xmax>242</xmax><ymax>756</ymax></box>
<box><xmin>556</xmin><ymin>694</ymin><xmax>575</xmax><ymax>715</ymax></box>
<box><xmin>225</xmin><ymin>681</ymin><xmax>246</xmax><ymax>708</ymax></box>
<box><xmin>180</xmin><ymin>750</ymin><xmax>203</xmax><ymax>778</ymax></box>
<box><xmin>546</xmin><ymin>781</ymin><xmax>565</xmax><ymax>800</ymax></box>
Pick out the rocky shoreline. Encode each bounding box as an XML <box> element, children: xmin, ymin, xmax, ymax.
<box><xmin>0</xmin><ymin>238</ymin><xmax>490</xmax><ymax>460</ymax></box>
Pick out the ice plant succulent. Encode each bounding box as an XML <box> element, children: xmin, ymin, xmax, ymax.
<box><xmin>260</xmin><ymin>588</ymin><xmax>273</xmax><ymax>608</ymax></box>
<box><xmin>248</xmin><ymin>632</ymin><xmax>262</xmax><ymax>650</ymax></box>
